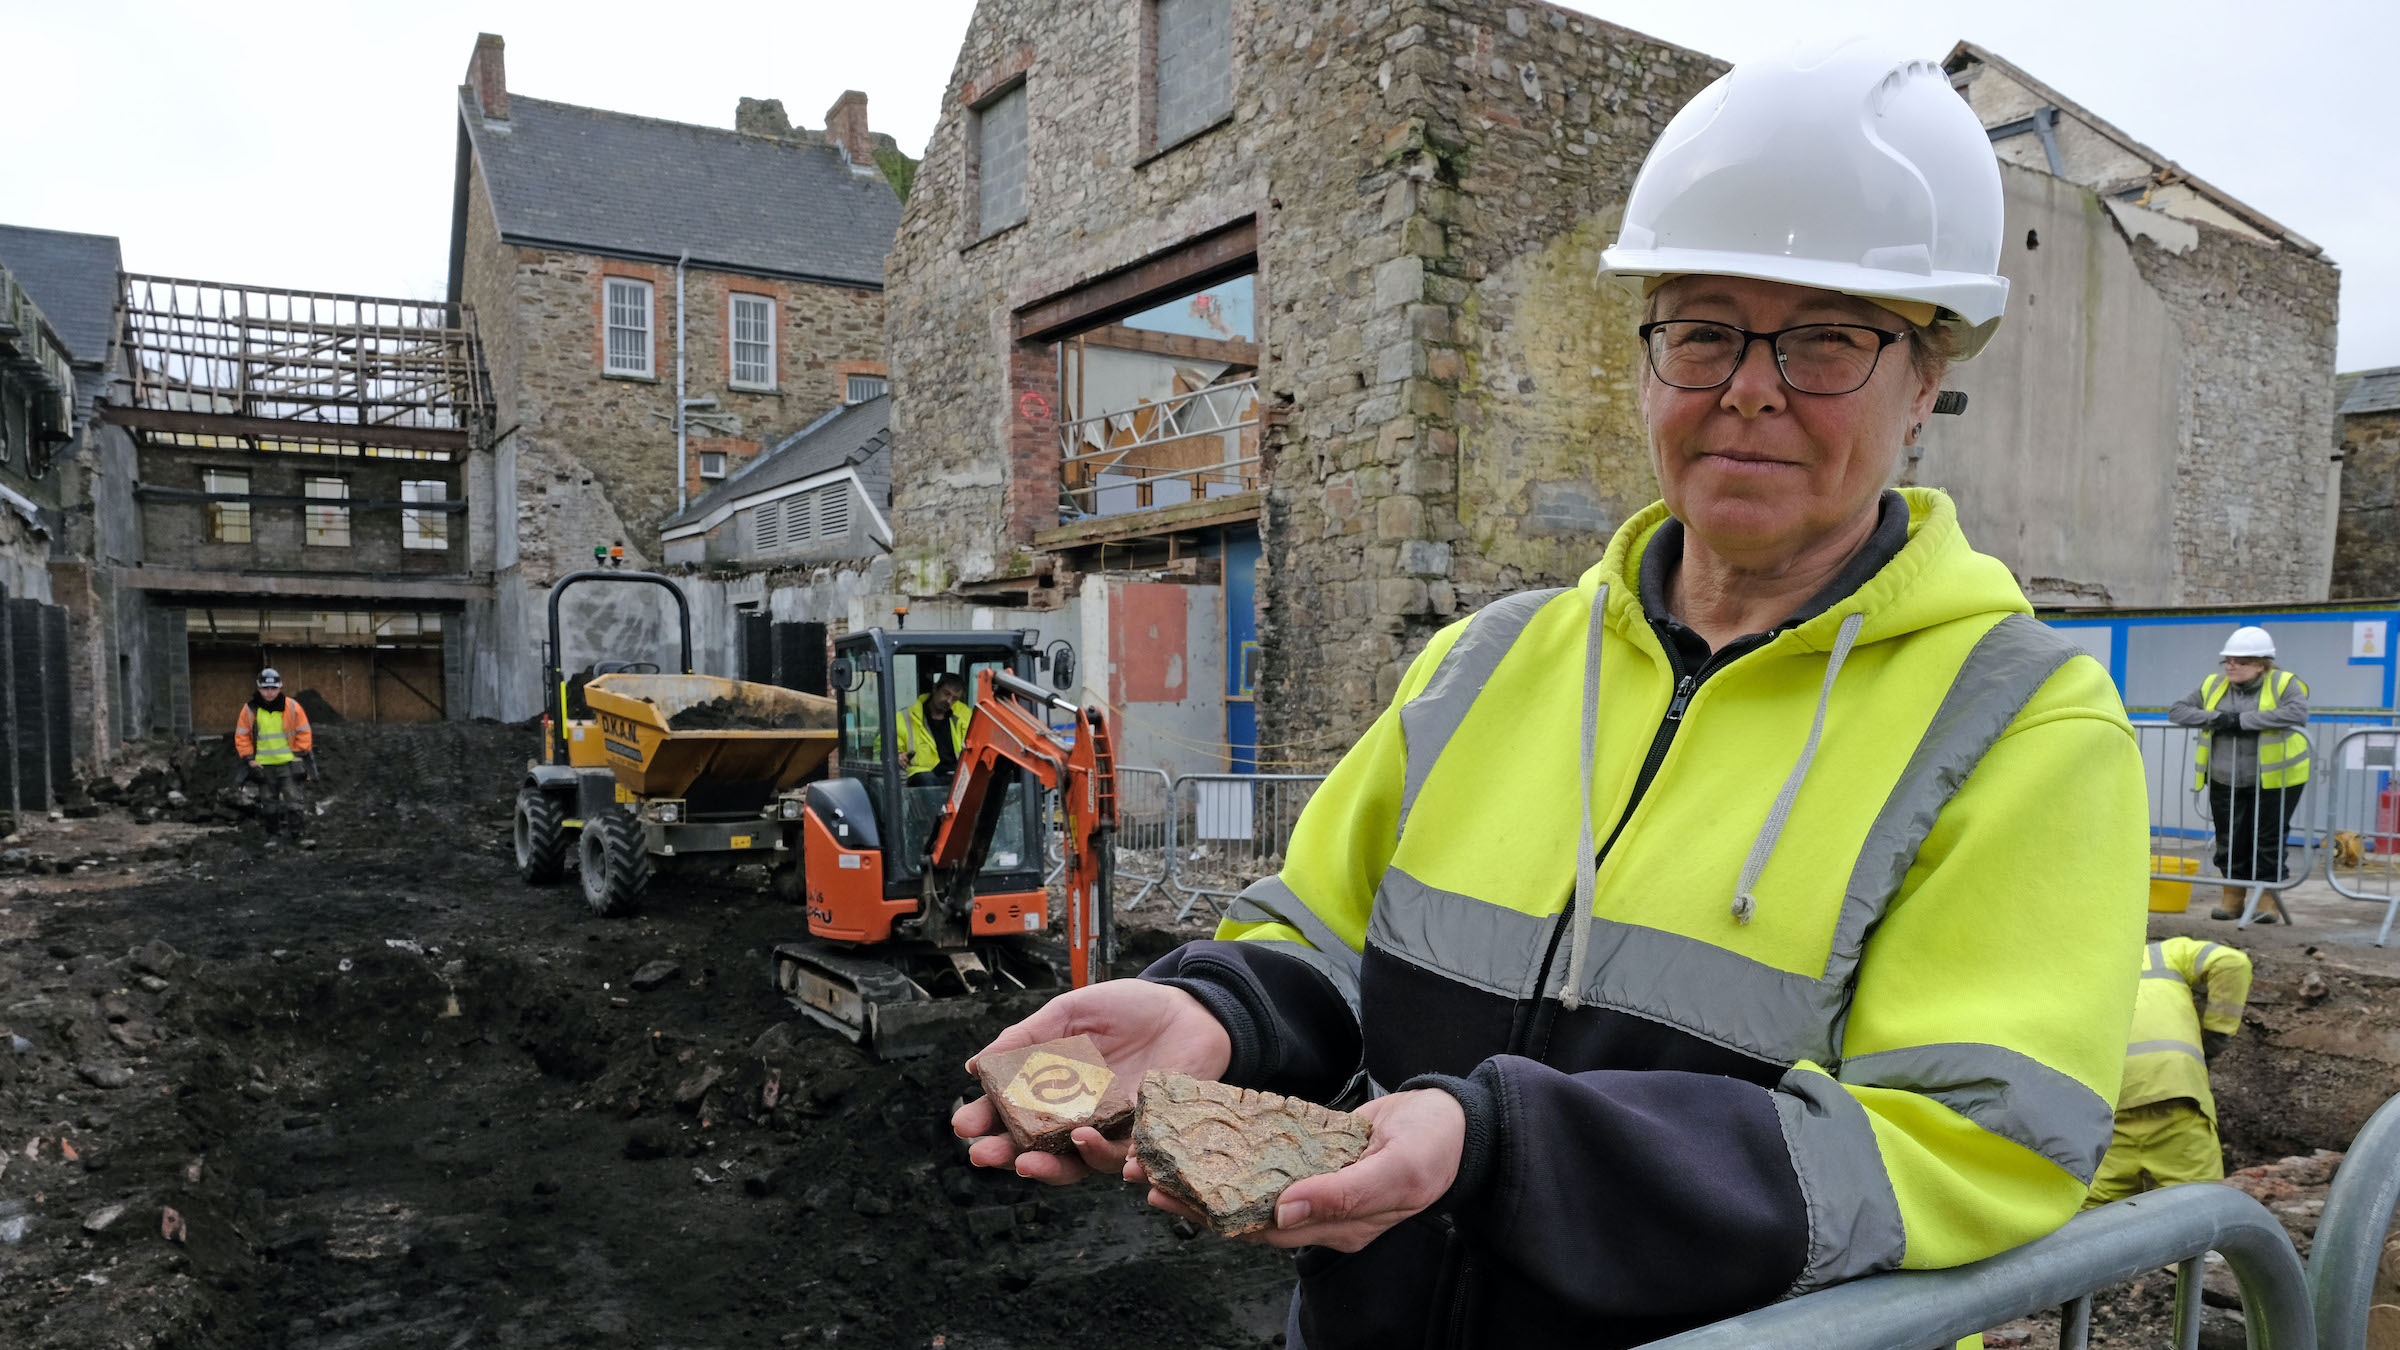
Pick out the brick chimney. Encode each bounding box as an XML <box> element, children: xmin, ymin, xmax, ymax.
<box><xmin>824</xmin><ymin>91</ymin><xmax>873</xmax><ymax>167</ymax></box>
<box><xmin>466</xmin><ymin>33</ymin><xmax>509</xmax><ymax>121</ymax></box>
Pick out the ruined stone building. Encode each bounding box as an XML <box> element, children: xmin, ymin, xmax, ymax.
<box><xmin>882</xmin><ymin>3</ymin><xmax>2344</xmax><ymax>767</ymax></box>
<box><xmin>2331</xmin><ymin>367</ymin><xmax>2400</xmax><ymax>598</ymax></box>
<box><xmin>446</xmin><ymin>33</ymin><xmax>907</xmax><ymax>718</ymax></box>
<box><xmin>1940</xmin><ymin>43</ymin><xmax>2339</xmax><ymax>610</ymax></box>
<box><xmin>0</xmin><ymin>223</ymin><xmax>142</xmax><ymax>801</ymax></box>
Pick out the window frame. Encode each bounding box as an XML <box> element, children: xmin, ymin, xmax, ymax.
<box><xmin>202</xmin><ymin>467</ymin><xmax>253</xmax><ymax>544</ymax></box>
<box><xmin>603</xmin><ymin>276</ymin><xmax>656</xmax><ymax>377</ymax></box>
<box><xmin>729</xmin><ymin>292</ymin><xmax>777</xmax><ymax>391</ymax></box>
<box><xmin>303</xmin><ymin>475</ymin><xmax>351</xmax><ymax>549</ymax></box>
<box><xmin>400</xmin><ymin>479</ymin><xmax>449</xmax><ymax>551</ymax></box>
<box><xmin>968</xmin><ymin>78</ymin><xmax>1030</xmax><ymax>241</ymax></box>
<box><xmin>845</xmin><ymin>373</ymin><xmax>889</xmax><ymax>404</ymax></box>
<box><xmin>698</xmin><ymin>450</ymin><xmax>728</xmax><ymax>480</ymax></box>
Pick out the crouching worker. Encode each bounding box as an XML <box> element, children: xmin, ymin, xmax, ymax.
<box><xmin>2085</xmin><ymin>937</ymin><xmax>2253</xmax><ymax>1207</ymax></box>
<box><xmin>235</xmin><ymin>667</ymin><xmax>316</xmax><ymax>834</ymax></box>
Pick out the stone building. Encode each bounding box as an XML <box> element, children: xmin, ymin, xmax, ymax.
<box><xmin>1940</xmin><ymin>42</ymin><xmax>2341</xmax><ymax>609</ymax></box>
<box><xmin>445</xmin><ymin>33</ymin><xmax>906</xmax><ymax>718</ymax></box>
<box><xmin>0</xmin><ymin>223</ymin><xmax>143</xmax><ymax>797</ymax></box>
<box><xmin>2331</xmin><ymin>367</ymin><xmax>2400</xmax><ymax>598</ymax></box>
<box><xmin>885</xmin><ymin>4</ymin><xmax>2343</xmax><ymax>764</ymax></box>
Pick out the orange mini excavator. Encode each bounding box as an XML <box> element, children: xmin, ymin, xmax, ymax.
<box><xmin>772</xmin><ymin>627</ymin><xmax>1118</xmax><ymax>1057</ymax></box>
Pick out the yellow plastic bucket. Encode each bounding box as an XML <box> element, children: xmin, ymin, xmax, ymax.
<box><xmin>2149</xmin><ymin>854</ymin><xmax>2201</xmax><ymax>913</ymax></box>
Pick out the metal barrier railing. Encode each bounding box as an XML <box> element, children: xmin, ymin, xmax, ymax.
<box><xmin>1163</xmin><ymin>773</ymin><xmax>1327</xmax><ymax>921</ymax></box>
<box><xmin>1109</xmin><ymin>767</ymin><xmax>1174</xmax><ymax>913</ymax></box>
<box><xmin>2138</xmin><ymin>723</ymin><xmax>2320</xmax><ymax>927</ymax></box>
<box><xmin>1641</xmin><ymin>1177</ymin><xmax>2312</xmax><ymax>1350</ymax></box>
<box><xmin>1645</xmin><ymin>1088</ymin><xmax>2400</xmax><ymax>1350</ymax></box>
<box><xmin>2311</xmin><ymin>1091</ymin><xmax>2400</xmax><ymax>1349</ymax></box>
<box><xmin>2319</xmin><ymin>728</ymin><xmax>2400</xmax><ymax>947</ymax></box>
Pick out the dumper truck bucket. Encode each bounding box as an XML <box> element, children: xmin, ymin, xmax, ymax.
<box><xmin>582</xmin><ymin>674</ymin><xmax>836</xmax><ymax>797</ymax></box>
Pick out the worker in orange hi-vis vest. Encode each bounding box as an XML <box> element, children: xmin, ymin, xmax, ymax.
<box><xmin>234</xmin><ymin>668</ymin><xmax>316</xmax><ymax>836</ymax></box>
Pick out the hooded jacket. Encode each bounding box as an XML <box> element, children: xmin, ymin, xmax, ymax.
<box><xmin>1144</xmin><ymin>488</ymin><xmax>2149</xmax><ymax>1349</ymax></box>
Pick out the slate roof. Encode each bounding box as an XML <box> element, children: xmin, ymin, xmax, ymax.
<box><xmin>663</xmin><ymin>394</ymin><xmax>890</xmax><ymax>531</ymax></box>
<box><xmin>462</xmin><ymin>94</ymin><xmax>901</xmax><ymax>288</ymax></box>
<box><xmin>2340</xmin><ymin>367</ymin><xmax>2400</xmax><ymax>417</ymax></box>
<box><xmin>0</xmin><ymin>224</ymin><xmax>122</xmax><ymax>364</ymax></box>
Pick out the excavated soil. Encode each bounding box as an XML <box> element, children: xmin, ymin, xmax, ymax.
<box><xmin>0</xmin><ymin>722</ymin><xmax>1291</xmax><ymax>1349</ymax></box>
<box><xmin>4</xmin><ymin>721</ymin><xmax>2396</xmax><ymax>1349</ymax></box>
<box><xmin>667</xmin><ymin>699</ymin><xmax>800</xmax><ymax>733</ymax></box>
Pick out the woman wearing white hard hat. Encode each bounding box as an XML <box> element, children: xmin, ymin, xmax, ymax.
<box><xmin>956</xmin><ymin>40</ymin><xmax>2148</xmax><ymax>1347</ymax></box>
<box><xmin>2169</xmin><ymin>627</ymin><xmax>2311</xmax><ymax>923</ymax></box>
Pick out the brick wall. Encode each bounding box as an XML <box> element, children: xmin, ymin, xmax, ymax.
<box><xmin>2332</xmin><ymin>408</ymin><xmax>2400</xmax><ymax>598</ymax></box>
<box><xmin>134</xmin><ymin>449</ymin><xmax>465</xmax><ymax>575</ymax></box>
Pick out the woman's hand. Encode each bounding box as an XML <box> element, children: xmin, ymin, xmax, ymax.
<box><xmin>951</xmin><ymin>979</ymin><xmax>1231</xmax><ymax>1184</ymax></box>
<box><xmin>1128</xmin><ymin>1087</ymin><xmax>1466</xmax><ymax>1253</ymax></box>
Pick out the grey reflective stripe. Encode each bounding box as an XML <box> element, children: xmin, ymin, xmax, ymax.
<box><xmin>1775</xmin><ymin>1067</ymin><xmax>1908</xmax><ymax>1293</ymax></box>
<box><xmin>2128</xmin><ymin>1037</ymin><xmax>2205</xmax><ymax>1061</ymax></box>
<box><xmin>1372</xmin><ymin>866</ymin><xmax>1843</xmax><ymax>1062</ymax></box>
<box><xmin>2193</xmin><ymin>942</ymin><xmax>2222</xmax><ymax>969</ymax></box>
<box><xmin>2141</xmin><ymin>970</ymin><xmax>2188</xmax><ymax>981</ymax></box>
<box><xmin>2205</xmin><ymin>1002</ymin><xmax>2245</xmax><ymax>1019</ymax></box>
<box><xmin>1369</xmin><ymin>866</ymin><xmax>1556</xmax><ymax>1002</ymax></box>
<box><xmin>1240</xmin><ymin>938</ymin><xmax>1363</xmax><ymax>1018</ymax></box>
<box><xmin>1225</xmin><ymin>875</ymin><xmax>1360</xmax><ymax>970</ymax></box>
<box><xmin>2146</xmin><ymin>941</ymin><xmax>2167</xmax><ymax>974</ymax></box>
<box><xmin>1828</xmin><ymin>614</ymin><xmax>2080</xmax><ymax>984</ymax></box>
<box><xmin>1840</xmin><ymin>1042</ymin><xmax>2116</xmax><ymax>1182</ymax></box>
<box><xmin>1396</xmin><ymin>588</ymin><xmax>1565</xmax><ymax>834</ymax></box>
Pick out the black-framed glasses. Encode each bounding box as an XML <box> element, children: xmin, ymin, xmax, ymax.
<box><xmin>1638</xmin><ymin>320</ymin><xmax>1909</xmax><ymax>397</ymax></box>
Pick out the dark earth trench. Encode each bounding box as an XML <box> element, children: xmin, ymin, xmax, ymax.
<box><xmin>3</xmin><ymin>721</ymin><xmax>2396</xmax><ymax>1350</ymax></box>
<box><xmin>0</xmin><ymin>722</ymin><xmax>1293</xmax><ymax>1350</ymax></box>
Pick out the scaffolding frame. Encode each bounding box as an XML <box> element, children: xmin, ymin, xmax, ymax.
<box><xmin>106</xmin><ymin>275</ymin><xmax>492</xmax><ymax>461</ymax></box>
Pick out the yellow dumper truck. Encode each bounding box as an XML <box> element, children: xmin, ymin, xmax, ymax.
<box><xmin>513</xmin><ymin>570</ymin><xmax>835</xmax><ymax>915</ymax></box>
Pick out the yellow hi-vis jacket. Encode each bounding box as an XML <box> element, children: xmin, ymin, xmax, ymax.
<box><xmin>1219</xmin><ymin>489</ymin><xmax>2147</xmax><ymax>1299</ymax></box>
<box><xmin>2123</xmin><ymin>937</ymin><xmax>2251</xmax><ymax>1121</ymax></box>
<box><xmin>898</xmin><ymin>694</ymin><xmax>972</xmax><ymax>777</ymax></box>
<box><xmin>235</xmin><ymin>698</ymin><xmax>312</xmax><ymax>766</ymax></box>
<box><xmin>2191</xmin><ymin>670</ymin><xmax>2310</xmax><ymax>790</ymax></box>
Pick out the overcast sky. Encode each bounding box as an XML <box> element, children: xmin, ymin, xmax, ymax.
<box><xmin>10</xmin><ymin>1</ymin><xmax>2394</xmax><ymax>371</ymax></box>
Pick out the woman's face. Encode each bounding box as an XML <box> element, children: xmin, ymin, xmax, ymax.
<box><xmin>1640</xmin><ymin>275</ymin><xmax>1941</xmax><ymax>563</ymax></box>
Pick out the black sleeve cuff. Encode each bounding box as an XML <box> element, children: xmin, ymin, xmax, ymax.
<box><xmin>1401</xmin><ymin>1060</ymin><xmax>1502</xmax><ymax>1216</ymax></box>
<box><xmin>1147</xmin><ymin>971</ymin><xmax>1268</xmax><ymax>1085</ymax></box>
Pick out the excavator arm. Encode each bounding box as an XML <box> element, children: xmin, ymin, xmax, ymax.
<box><xmin>920</xmin><ymin>668</ymin><xmax>1119</xmax><ymax>988</ymax></box>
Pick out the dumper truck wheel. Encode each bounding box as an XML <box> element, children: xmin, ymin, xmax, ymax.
<box><xmin>514</xmin><ymin>790</ymin><xmax>568</xmax><ymax>884</ymax></box>
<box><xmin>578</xmin><ymin>810</ymin><xmax>651</xmax><ymax>917</ymax></box>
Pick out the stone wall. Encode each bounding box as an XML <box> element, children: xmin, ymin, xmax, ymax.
<box><xmin>2332</xmin><ymin>408</ymin><xmax>2400</xmax><ymax>599</ymax></box>
<box><xmin>2126</xmin><ymin>224</ymin><xmax>2340</xmax><ymax>605</ymax></box>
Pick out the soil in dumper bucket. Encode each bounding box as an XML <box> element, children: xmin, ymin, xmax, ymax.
<box><xmin>3</xmin><ymin>721</ymin><xmax>1296</xmax><ymax>1350</ymax></box>
<box><xmin>670</xmin><ymin>696</ymin><xmax>798</xmax><ymax>731</ymax></box>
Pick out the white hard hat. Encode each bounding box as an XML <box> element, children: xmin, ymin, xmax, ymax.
<box><xmin>257</xmin><ymin>667</ymin><xmax>282</xmax><ymax>684</ymax></box>
<box><xmin>2220</xmin><ymin>627</ymin><xmax>2276</xmax><ymax>659</ymax></box>
<box><xmin>1599</xmin><ymin>39</ymin><xmax>2011</xmax><ymax>359</ymax></box>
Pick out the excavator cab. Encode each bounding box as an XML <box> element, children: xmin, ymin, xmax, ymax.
<box><xmin>774</xmin><ymin>626</ymin><xmax>1116</xmax><ymax>1057</ymax></box>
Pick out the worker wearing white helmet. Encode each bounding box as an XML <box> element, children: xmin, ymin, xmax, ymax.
<box><xmin>234</xmin><ymin>667</ymin><xmax>316</xmax><ymax>837</ymax></box>
<box><xmin>2170</xmin><ymin>627</ymin><xmax>2311</xmax><ymax>923</ymax></box>
<box><xmin>960</xmin><ymin>38</ymin><xmax>2149</xmax><ymax>1349</ymax></box>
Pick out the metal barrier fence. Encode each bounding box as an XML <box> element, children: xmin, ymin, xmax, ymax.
<box><xmin>1647</xmin><ymin>1088</ymin><xmax>2400</xmax><ymax>1350</ymax></box>
<box><xmin>2320</xmin><ymin>728</ymin><xmax>2400</xmax><ymax>947</ymax></box>
<box><xmin>1163</xmin><ymin>773</ymin><xmax>1327</xmax><ymax>921</ymax></box>
<box><xmin>1108</xmin><ymin>767</ymin><xmax>1174</xmax><ymax>913</ymax></box>
<box><xmin>2138</xmin><ymin>724</ymin><xmax>2320</xmax><ymax>926</ymax></box>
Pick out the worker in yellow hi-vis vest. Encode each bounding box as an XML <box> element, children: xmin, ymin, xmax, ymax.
<box><xmin>234</xmin><ymin>667</ymin><xmax>316</xmax><ymax>836</ymax></box>
<box><xmin>2168</xmin><ymin>627</ymin><xmax>2309</xmax><ymax>925</ymax></box>
<box><xmin>2085</xmin><ymin>937</ymin><xmax>2252</xmax><ymax>1207</ymax></box>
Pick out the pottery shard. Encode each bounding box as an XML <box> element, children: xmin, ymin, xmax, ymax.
<box><xmin>1131</xmin><ymin>1070</ymin><xmax>1371</xmax><ymax>1237</ymax></box>
<box><xmin>973</xmin><ymin>1035</ymin><xmax>1135</xmax><ymax>1155</ymax></box>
